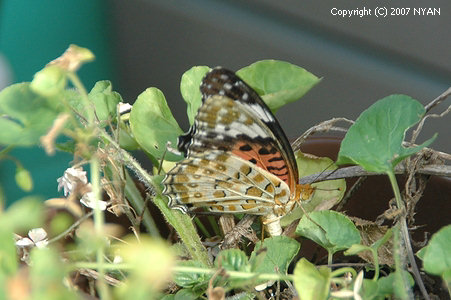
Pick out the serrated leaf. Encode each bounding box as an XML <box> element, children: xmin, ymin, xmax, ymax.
<box><xmin>130</xmin><ymin>88</ymin><xmax>183</xmax><ymax>161</ymax></box>
<box><xmin>420</xmin><ymin>225</ymin><xmax>451</xmax><ymax>276</ymax></box>
<box><xmin>249</xmin><ymin>236</ymin><xmax>299</xmax><ymax>275</ymax></box>
<box><xmin>281</xmin><ymin>152</ymin><xmax>346</xmax><ymax>226</ymax></box>
<box><xmin>0</xmin><ymin>83</ymin><xmax>63</xmax><ymax>146</ymax></box>
<box><xmin>237</xmin><ymin>60</ymin><xmax>320</xmax><ymax>112</ymax></box>
<box><xmin>215</xmin><ymin>249</ymin><xmax>249</xmax><ymax>272</ymax></box>
<box><xmin>293</xmin><ymin>258</ymin><xmax>330</xmax><ymax>300</ymax></box>
<box><xmin>173</xmin><ymin>260</ymin><xmax>209</xmax><ymax>289</ymax></box>
<box><xmin>296</xmin><ymin>211</ymin><xmax>360</xmax><ymax>254</ymax></box>
<box><xmin>174</xmin><ymin>289</ymin><xmax>200</xmax><ymax>300</ymax></box>
<box><xmin>180</xmin><ymin>66</ymin><xmax>210</xmax><ymax>125</ymax></box>
<box><xmin>336</xmin><ymin>95</ymin><xmax>436</xmax><ymax>172</ymax></box>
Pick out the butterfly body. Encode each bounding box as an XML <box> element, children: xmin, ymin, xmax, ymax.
<box><xmin>162</xmin><ymin>68</ymin><xmax>312</xmax><ymax>236</ymax></box>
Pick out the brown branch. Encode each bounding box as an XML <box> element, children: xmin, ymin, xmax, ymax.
<box><xmin>411</xmin><ymin>86</ymin><xmax>451</xmax><ymax>144</ymax></box>
<box><xmin>299</xmin><ymin>163</ymin><xmax>451</xmax><ymax>184</ymax></box>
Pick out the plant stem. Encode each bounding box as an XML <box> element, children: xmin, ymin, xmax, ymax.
<box><xmin>101</xmin><ymin>131</ymin><xmax>212</xmax><ymax>267</ymax></box>
<box><xmin>370</xmin><ymin>248</ymin><xmax>380</xmax><ymax>280</ymax></box>
<box><xmin>123</xmin><ymin>169</ymin><xmax>160</xmax><ymax>236</ymax></box>
<box><xmin>91</xmin><ymin>157</ymin><xmax>110</xmax><ymax>299</ymax></box>
<box><xmin>327</xmin><ymin>251</ymin><xmax>333</xmax><ymax>266</ymax></box>
<box><xmin>72</xmin><ymin>262</ymin><xmax>293</xmax><ymax>282</ymax></box>
<box><xmin>387</xmin><ymin>171</ymin><xmax>429</xmax><ymax>300</ymax></box>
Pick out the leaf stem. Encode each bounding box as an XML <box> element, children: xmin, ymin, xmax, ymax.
<box><xmin>387</xmin><ymin>171</ymin><xmax>429</xmax><ymax>300</ymax></box>
<box><xmin>72</xmin><ymin>262</ymin><xmax>293</xmax><ymax>282</ymax></box>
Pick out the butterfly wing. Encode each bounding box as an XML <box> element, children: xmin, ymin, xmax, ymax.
<box><xmin>177</xmin><ymin>67</ymin><xmax>299</xmax><ymax>193</ymax></box>
<box><xmin>163</xmin><ymin>149</ymin><xmax>294</xmax><ymax>216</ymax></box>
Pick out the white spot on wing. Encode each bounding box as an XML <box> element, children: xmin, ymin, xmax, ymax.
<box><xmin>224</xmin><ymin>83</ymin><xmax>233</xmax><ymax>90</ymax></box>
<box><xmin>249</xmin><ymin>103</ymin><xmax>275</xmax><ymax>123</ymax></box>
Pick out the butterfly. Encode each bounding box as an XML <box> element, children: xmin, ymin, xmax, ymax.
<box><xmin>162</xmin><ymin>67</ymin><xmax>314</xmax><ymax>236</ymax></box>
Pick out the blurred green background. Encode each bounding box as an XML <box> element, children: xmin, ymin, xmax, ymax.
<box><xmin>0</xmin><ymin>0</ymin><xmax>115</xmax><ymax>206</ymax></box>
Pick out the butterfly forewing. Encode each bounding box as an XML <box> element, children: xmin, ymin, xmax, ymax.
<box><xmin>179</xmin><ymin>68</ymin><xmax>299</xmax><ymax>192</ymax></box>
<box><xmin>162</xmin><ymin>67</ymin><xmax>303</xmax><ymax>235</ymax></box>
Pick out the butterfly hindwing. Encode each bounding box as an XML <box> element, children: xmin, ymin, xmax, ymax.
<box><xmin>163</xmin><ymin>150</ymin><xmax>293</xmax><ymax>215</ymax></box>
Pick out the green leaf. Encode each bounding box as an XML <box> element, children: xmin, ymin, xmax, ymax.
<box><xmin>180</xmin><ymin>66</ymin><xmax>210</xmax><ymax>125</ymax></box>
<box><xmin>15</xmin><ymin>165</ymin><xmax>33</xmax><ymax>192</ymax></box>
<box><xmin>384</xmin><ymin>270</ymin><xmax>414</xmax><ymax>299</ymax></box>
<box><xmin>130</xmin><ymin>88</ymin><xmax>184</xmax><ymax>161</ymax></box>
<box><xmin>249</xmin><ymin>236</ymin><xmax>299</xmax><ymax>275</ymax></box>
<box><xmin>30</xmin><ymin>65</ymin><xmax>67</xmax><ymax>97</ymax></box>
<box><xmin>0</xmin><ymin>228</ymin><xmax>18</xmax><ymax>275</ymax></box>
<box><xmin>237</xmin><ymin>60</ymin><xmax>320</xmax><ymax>112</ymax></box>
<box><xmin>420</xmin><ymin>225</ymin><xmax>451</xmax><ymax>276</ymax></box>
<box><xmin>30</xmin><ymin>248</ymin><xmax>79</xmax><ymax>300</ymax></box>
<box><xmin>293</xmin><ymin>258</ymin><xmax>330</xmax><ymax>300</ymax></box>
<box><xmin>173</xmin><ymin>261</ymin><xmax>209</xmax><ymax>289</ymax></box>
<box><xmin>296</xmin><ymin>211</ymin><xmax>360</xmax><ymax>254</ymax></box>
<box><xmin>174</xmin><ymin>289</ymin><xmax>200</xmax><ymax>300</ymax></box>
<box><xmin>0</xmin><ymin>83</ymin><xmax>63</xmax><ymax>146</ymax></box>
<box><xmin>215</xmin><ymin>249</ymin><xmax>249</xmax><ymax>272</ymax></box>
<box><xmin>361</xmin><ymin>279</ymin><xmax>379</xmax><ymax>300</ymax></box>
<box><xmin>0</xmin><ymin>197</ymin><xmax>42</xmax><ymax>276</ymax></box>
<box><xmin>336</xmin><ymin>95</ymin><xmax>436</xmax><ymax>172</ymax></box>
<box><xmin>88</xmin><ymin>80</ymin><xmax>122</xmax><ymax>122</ymax></box>
<box><xmin>0</xmin><ymin>196</ymin><xmax>44</xmax><ymax>232</ymax></box>
<box><xmin>344</xmin><ymin>244</ymin><xmax>372</xmax><ymax>256</ymax></box>
<box><xmin>281</xmin><ymin>152</ymin><xmax>346</xmax><ymax>226</ymax></box>
<box><xmin>118</xmin><ymin>124</ymin><xmax>140</xmax><ymax>151</ymax></box>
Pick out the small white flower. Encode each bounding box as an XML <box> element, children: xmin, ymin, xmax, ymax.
<box><xmin>118</xmin><ymin>102</ymin><xmax>132</xmax><ymax>115</ymax></box>
<box><xmin>57</xmin><ymin>167</ymin><xmax>88</xmax><ymax>196</ymax></box>
<box><xmin>16</xmin><ymin>228</ymin><xmax>49</xmax><ymax>249</ymax></box>
<box><xmin>80</xmin><ymin>190</ymin><xmax>108</xmax><ymax>211</ymax></box>
<box><xmin>113</xmin><ymin>255</ymin><xmax>123</xmax><ymax>264</ymax></box>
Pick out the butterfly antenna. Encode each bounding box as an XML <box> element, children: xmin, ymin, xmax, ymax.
<box><xmin>309</xmin><ymin>162</ymin><xmax>342</xmax><ymax>192</ymax></box>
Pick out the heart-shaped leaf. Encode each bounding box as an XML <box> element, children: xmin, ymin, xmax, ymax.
<box><xmin>130</xmin><ymin>88</ymin><xmax>183</xmax><ymax>161</ymax></box>
<box><xmin>336</xmin><ymin>95</ymin><xmax>436</xmax><ymax>172</ymax></box>
<box><xmin>180</xmin><ymin>66</ymin><xmax>210</xmax><ymax>125</ymax></box>
<box><xmin>237</xmin><ymin>60</ymin><xmax>320</xmax><ymax>112</ymax></box>
<box><xmin>249</xmin><ymin>236</ymin><xmax>299</xmax><ymax>274</ymax></box>
<box><xmin>418</xmin><ymin>225</ymin><xmax>451</xmax><ymax>276</ymax></box>
<box><xmin>296</xmin><ymin>210</ymin><xmax>360</xmax><ymax>254</ymax></box>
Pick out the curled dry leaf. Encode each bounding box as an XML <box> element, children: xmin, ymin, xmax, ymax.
<box><xmin>352</xmin><ymin>217</ymin><xmax>394</xmax><ymax>265</ymax></box>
